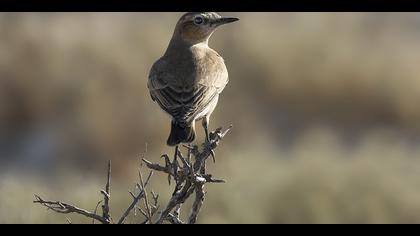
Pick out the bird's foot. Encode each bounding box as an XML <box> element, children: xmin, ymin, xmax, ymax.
<box><xmin>210</xmin><ymin>150</ymin><xmax>216</xmax><ymax>163</ymax></box>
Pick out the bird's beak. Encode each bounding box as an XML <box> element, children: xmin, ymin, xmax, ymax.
<box><xmin>213</xmin><ymin>17</ymin><xmax>240</xmax><ymax>26</ymax></box>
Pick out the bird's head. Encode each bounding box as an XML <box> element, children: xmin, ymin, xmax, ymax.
<box><xmin>172</xmin><ymin>12</ymin><xmax>239</xmax><ymax>45</ymax></box>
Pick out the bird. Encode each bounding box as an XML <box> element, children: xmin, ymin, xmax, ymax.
<box><xmin>148</xmin><ymin>12</ymin><xmax>238</xmax><ymax>151</ymax></box>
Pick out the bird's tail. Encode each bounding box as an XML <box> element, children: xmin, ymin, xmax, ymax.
<box><xmin>167</xmin><ymin>121</ymin><xmax>195</xmax><ymax>146</ymax></box>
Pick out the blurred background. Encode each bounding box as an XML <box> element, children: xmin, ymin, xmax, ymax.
<box><xmin>1</xmin><ymin>12</ymin><xmax>420</xmax><ymax>223</ymax></box>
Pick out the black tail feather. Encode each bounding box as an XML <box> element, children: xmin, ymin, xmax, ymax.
<box><xmin>167</xmin><ymin>121</ymin><xmax>195</xmax><ymax>146</ymax></box>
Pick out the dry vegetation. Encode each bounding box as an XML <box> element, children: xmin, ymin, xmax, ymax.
<box><xmin>1</xmin><ymin>13</ymin><xmax>420</xmax><ymax>223</ymax></box>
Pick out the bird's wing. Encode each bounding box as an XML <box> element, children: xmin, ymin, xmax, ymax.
<box><xmin>148</xmin><ymin>58</ymin><xmax>170</xmax><ymax>102</ymax></box>
<box><xmin>149</xmin><ymin>82</ymin><xmax>218</xmax><ymax>124</ymax></box>
<box><xmin>148</xmin><ymin>51</ymin><xmax>228</xmax><ymax>124</ymax></box>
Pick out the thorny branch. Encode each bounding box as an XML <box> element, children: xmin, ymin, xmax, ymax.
<box><xmin>117</xmin><ymin>170</ymin><xmax>153</xmax><ymax>224</ymax></box>
<box><xmin>34</xmin><ymin>126</ymin><xmax>232</xmax><ymax>224</ymax></box>
<box><xmin>33</xmin><ymin>195</ymin><xmax>109</xmax><ymax>224</ymax></box>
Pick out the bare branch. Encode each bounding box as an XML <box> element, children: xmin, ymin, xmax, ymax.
<box><xmin>203</xmin><ymin>174</ymin><xmax>226</xmax><ymax>184</ymax></box>
<box><xmin>117</xmin><ymin>170</ymin><xmax>153</xmax><ymax>224</ymax></box>
<box><xmin>155</xmin><ymin>180</ymin><xmax>195</xmax><ymax>224</ymax></box>
<box><xmin>92</xmin><ymin>200</ymin><xmax>102</xmax><ymax>224</ymax></box>
<box><xmin>138</xmin><ymin>207</ymin><xmax>148</xmax><ymax>219</ymax></box>
<box><xmin>151</xmin><ymin>191</ymin><xmax>159</xmax><ymax>208</ymax></box>
<box><xmin>100</xmin><ymin>160</ymin><xmax>112</xmax><ymax>224</ymax></box>
<box><xmin>142</xmin><ymin>158</ymin><xmax>172</xmax><ymax>176</ymax></box>
<box><xmin>34</xmin><ymin>126</ymin><xmax>231</xmax><ymax>224</ymax></box>
<box><xmin>194</xmin><ymin>126</ymin><xmax>233</xmax><ymax>173</ymax></box>
<box><xmin>139</xmin><ymin>165</ymin><xmax>152</xmax><ymax>224</ymax></box>
<box><xmin>129</xmin><ymin>191</ymin><xmax>136</xmax><ymax>199</ymax></box>
<box><xmin>33</xmin><ymin>195</ymin><xmax>109</xmax><ymax>224</ymax></box>
<box><xmin>188</xmin><ymin>184</ymin><xmax>205</xmax><ymax>224</ymax></box>
<box><xmin>166</xmin><ymin>213</ymin><xmax>184</xmax><ymax>224</ymax></box>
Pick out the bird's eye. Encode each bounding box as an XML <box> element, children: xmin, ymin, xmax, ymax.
<box><xmin>194</xmin><ymin>16</ymin><xmax>204</xmax><ymax>25</ymax></box>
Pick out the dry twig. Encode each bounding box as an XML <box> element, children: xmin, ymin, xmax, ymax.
<box><xmin>117</xmin><ymin>171</ymin><xmax>153</xmax><ymax>224</ymax></box>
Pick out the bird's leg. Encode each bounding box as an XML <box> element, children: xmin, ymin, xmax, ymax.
<box><xmin>187</xmin><ymin>144</ymin><xmax>192</xmax><ymax>164</ymax></box>
<box><xmin>202</xmin><ymin>117</ymin><xmax>216</xmax><ymax>163</ymax></box>
<box><xmin>202</xmin><ymin>117</ymin><xmax>210</xmax><ymax>143</ymax></box>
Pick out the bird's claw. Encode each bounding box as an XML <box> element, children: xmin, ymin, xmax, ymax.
<box><xmin>210</xmin><ymin>149</ymin><xmax>216</xmax><ymax>163</ymax></box>
<box><xmin>204</xmin><ymin>139</ymin><xmax>216</xmax><ymax>163</ymax></box>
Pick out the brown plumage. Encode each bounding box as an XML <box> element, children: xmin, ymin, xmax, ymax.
<box><xmin>148</xmin><ymin>12</ymin><xmax>238</xmax><ymax>146</ymax></box>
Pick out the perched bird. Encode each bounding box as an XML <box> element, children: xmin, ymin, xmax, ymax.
<box><xmin>148</xmin><ymin>12</ymin><xmax>238</xmax><ymax>148</ymax></box>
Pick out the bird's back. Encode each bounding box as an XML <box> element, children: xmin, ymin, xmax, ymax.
<box><xmin>148</xmin><ymin>45</ymin><xmax>228</xmax><ymax>124</ymax></box>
